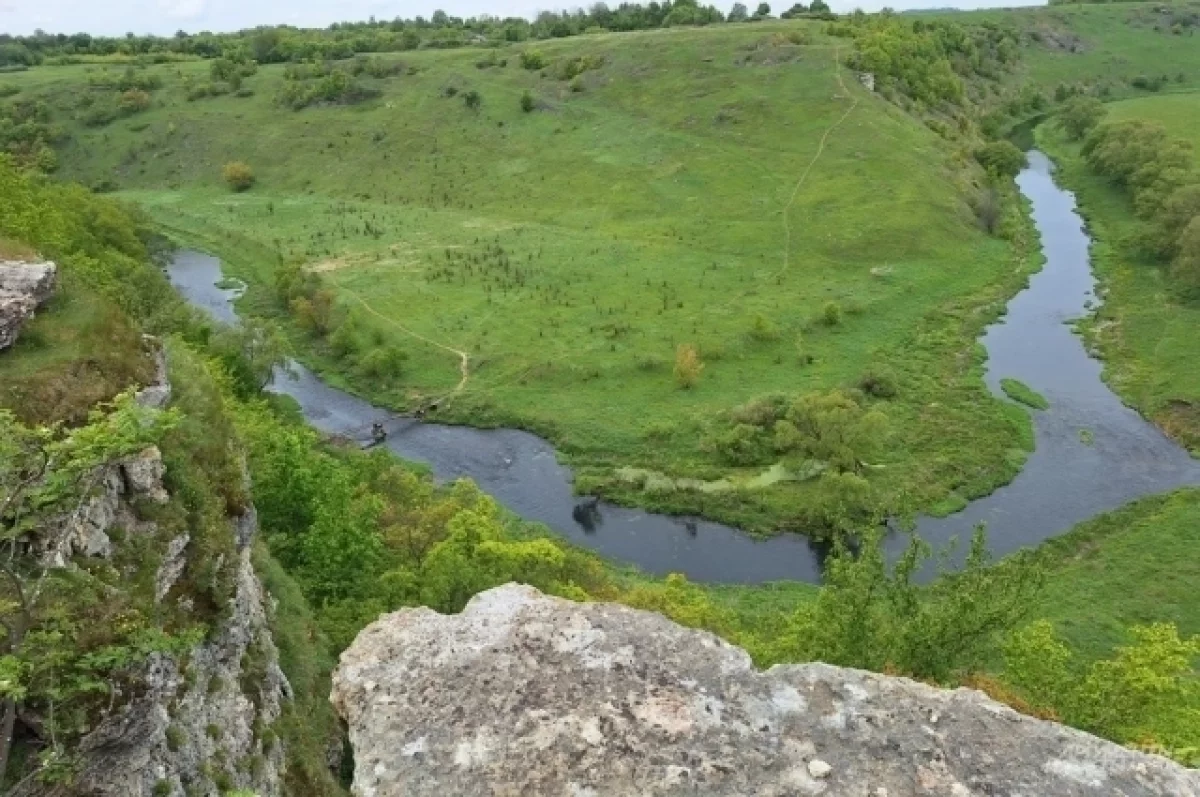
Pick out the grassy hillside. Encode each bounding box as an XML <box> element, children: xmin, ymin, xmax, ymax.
<box><xmin>3</xmin><ymin>20</ymin><xmax>1041</xmax><ymax>532</ymax></box>
<box><xmin>951</xmin><ymin>1</ymin><xmax>1200</xmax><ymax>95</ymax></box>
<box><xmin>1108</xmin><ymin>92</ymin><xmax>1200</xmax><ymax>158</ymax></box>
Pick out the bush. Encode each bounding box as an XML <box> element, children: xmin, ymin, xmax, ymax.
<box><xmin>1060</xmin><ymin>95</ymin><xmax>1106</xmax><ymax>141</ymax></box>
<box><xmin>748</xmin><ymin>313</ymin><xmax>781</xmax><ymax>342</ymax></box>
<box><xmin>858</xmin><ymin>367</ymin><xmax>899</xmax><ymax>399</ymax></box>
<box><xmin>974</xmin><ymin>186</ymin><xmax>1003</xmax><ymax>235</ymax></box>
<box><xmin>520</xmin><ymin>90</ymin><xmax>535</xmax><ymax>113</ymax></box>
<box><xmin>117</xmin><ymin>88</ymin><xmax>151</xmax><ymax>113</ymax></box>
<box><xmin>673</xmin><ymin>344</ymin><xmax>704</xmax><ymax>389</ymax></box>
<box><xmin>519</xmin><ymin>50</ymin><xmax>547</xmax><ymax>70</ymax></box>
<box><xmin>976</xmin><ymin>140</ymin><xmax>1026</xmax><ymax>178</ymax></box>
<box><xmin>821</xmin><ymin>300</ymin><xmax>842</xmax><ymax>327</ymax></box>
<box><xmin>463</xmin><ymin>89</ymin><xmax>481</xmax><ymax>110</ymax></box>
<box><xmin>222</xmin><ymin>161</ymin><xmax>255</xmax><ymax>192</ymax></box>
<box><xmin>1173</xmin><ymin>216</ymin><xmax>1200</xmax><ymax>295</ymax></box>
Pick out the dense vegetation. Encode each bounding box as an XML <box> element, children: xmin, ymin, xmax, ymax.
<box><xmin>3</xmin><ymin>0</ymin><xmax>1200</xmax><ymax>786</ymax></box>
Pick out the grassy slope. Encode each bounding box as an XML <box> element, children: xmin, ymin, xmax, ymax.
<box><xmin>1108</xmin><ymin>92</ymin><xmax>1200</xmax><ymax>158</ymax></box>
<box><xmin>6</xmin><ymin>20</ymin><xmax>1038</xmax><ymax>531</ymax></box>
<box><xmin>953</xmin><ymin>1</ymin><xmax>1200</xmax><ymax>94</ymax></box>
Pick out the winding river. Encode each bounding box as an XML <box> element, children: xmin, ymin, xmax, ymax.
<box><xmin>167</xmin><ymin>151</ymin><xmax>1200</xmax><ymax>584</ymax></box>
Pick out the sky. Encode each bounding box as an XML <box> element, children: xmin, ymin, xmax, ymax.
<box><xmin>1</xmin><ymin>0</ymin><xmax>1043</xmax><ymax>37</ymax></box>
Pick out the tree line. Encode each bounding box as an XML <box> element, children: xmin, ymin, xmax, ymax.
<box><xmin>0</xmin><ymin>0</ymin><xmax>838</xmax><ymax>68</ymax></box>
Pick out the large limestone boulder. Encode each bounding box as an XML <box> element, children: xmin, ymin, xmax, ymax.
<box><xmin>332</xmin><ymin>584</ymin><xmax>1200</xmax><ymax>797</ymax></box>
<box><xmin>0</xmin><ymin>260</ymin><xmax>57</xmax><ymax>350</ymax></box>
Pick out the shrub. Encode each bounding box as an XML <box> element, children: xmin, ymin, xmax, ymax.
<box><xmin>673</xmin><ymin>344</ymin><xmax>704</xmax><ymax>389</ymax></box>
<box><xmin>117</xmin><ymin>88</ymin><xmax>151</xmax><ymax>113</ymax></box>
<box><xmin>166</xmin><ymin>725</ymin><xmax>185</xmax><ymax>752</ymax></box>
<box><xmin>749</xmin><ymin>313</ymin><xmax>781</xmax><ymax>342</ymax></box>
<box><xmin>858</xmin><ymin>367</ymin><xmax>899</xmax><ymax>399</ymax></box>
<box><xmin>1173</xmin><ymin>216</ymin><xmax>1200</xmax><ymax>295</ymax></box>
<box><xmin>463</xmin><ymin>89</ymin><xmax>481</xmax><ymax>110</ymax></box>
<box><xmin>519</xmin><ymin>50</ymin><xmax>547</xmax><ymax>70</ymax></box>
<box><xmin>975</xmin><ymin>140</ymin><xmax>1026</xmax><ymax>178</ymax></box>
<box><xmin>520</xmin><ymin>90</ymin><xmax>536</xmax><ymax>112</ymax></box>
<box><xmin>1060</xmin><ymin>95</ymin><xmax>1106</xmax><ymax>141</ymax></box>
<box><xmin>222</xmin><ymin>161</ymin><xmax>255</xmax><ymax>192</ymax></box>
<box><xmin>974</xmin><ymin>186</ymin><xmax>1003</xmax><ymax>235</ymax></box>
<box><xmin>821</xmin><ymin>300</ymin><xmax>842</xmax><ymax>327</ymax></box>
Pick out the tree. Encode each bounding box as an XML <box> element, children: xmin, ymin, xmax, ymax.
<box><xmin>1153</xmin><ymin>184</ymin><xmax>1200</xmax><ymax>256</ymax></box>
<box><xmin>754</xmin><ymin>2</ymin><xmax>772</xmax><ymax>18</ymax></box>
<box><xmin>809</xmin><ymin>0</ymin><xmax>830</xmax><ymax>14</ymax></box>
<box><xmin>1060</xmin><ymin>95</ymin><xmax>1105</xmax><ymax>141</ymax></box>
<box><xmin>728</xmin><ymin>2</ymin><xmax>749</xmax><ymax>21</ymax></box>
<box><xmin>673</xmin><ymin>344</ymin><xmax>704</xmax><ymax>389</ymax></box>
<box><xmin>975</xmin><ymin>141</ymin><xmax>1026</xmax><ymax>178</ymax></box>
<box><xmin>1005</xmin><ymin>621</ymin><xmax>1200</xmax><ymax>745</ymax></box>
<box><xmin>780</xmin><ymin>3</ymin><xmax>809</xmax><ymax>18</ymax></box>
<box><xmin>761</xmin><ymin>527</ymin><xmax>1044</xmax><ymax>679</ymax></box>
<box><xmin>222</xmin><ymin>161</ymin><xmax>255</xmax><ymax>192</ymax></box>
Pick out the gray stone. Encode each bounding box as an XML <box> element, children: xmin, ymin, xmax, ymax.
<box><xmin>333</xmin><ymin>584</ymin><xmax>1200</xmax><ymax>797</ymax></box>
<box><xmin>122</xmin><ymin>445</ymin><xmax>169</xmax><ymax>503</ymax></box>
<box><xmin>135</xmin><ymin>335</ymin><xmax>172</xmax><ymax>409</ymax></box>
<box><xmin>0</xmin><ymin>260</ymin><xmax>56</xmax><ymax>350</ymax></box>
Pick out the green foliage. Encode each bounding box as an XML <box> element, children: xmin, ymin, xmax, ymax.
<box><xmin>1005</xmin><ymin>621</ymin><xmax>1200</xmax><ymax>752</ymax></box>
<box><xmin>519</xmin><ymin>50</ymin><xmax>547</xmax><ymax>70</ymax></box>
<box><xmin>760</xmin><ymin>527</ymin><xmax>1044</xmax><ymax>680</ymax></box>
<box><xmin>820</xmin><ymin>300</ymin><xmax>842</xmax><ymax>326</ymax></box>
<box><xmin>976</xmin><ymin>140</ymin><xmax>1026</xmax><ymax>178</ymax></box>
<box><xmin>1060</xmin><ymin>95</ymin><xmax>1106</xmax><ymax>141</ymax></box>
<box><xmin>462</xmin><ymin>89</ymin><xmax>481</xmax><ymax>110</ymax></box>
<box><xmin>222</xmin><ymin>161</ymin><xmax>255</xmax><ymax>192</ymax></box>
<box><xmin>1000</xmin><ymin>377</ymin><xmax>1049</xmax><ymax>410</ymax></box>
<box><xmin>519</xmin><ymin>90</ymin><xmax>535</xmax><ymax>113</ymax></box>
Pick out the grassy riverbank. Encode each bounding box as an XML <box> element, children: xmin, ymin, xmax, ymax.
<box><xmin>1036</xmin><ymin>121</ymin><xmax>1200</xmax><ymax>450</ymax></box>
<box><xmin>0</xmin><ymin>20</ymin><xmax>1045</xmax><ymax>533</ymax></box>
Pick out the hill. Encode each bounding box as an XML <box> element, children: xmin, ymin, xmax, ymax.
<box><xmin>3</xmin><ymin>20</ymin><xmax>1041</xmax><ymax>532</ymax></box>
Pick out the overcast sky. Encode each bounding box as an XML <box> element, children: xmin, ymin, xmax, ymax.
<box><xmin>1</xmin><ymin>0</ymin><xmax>1042</xmax><ymax>37</ymax></box>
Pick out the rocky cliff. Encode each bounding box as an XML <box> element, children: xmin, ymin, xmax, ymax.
<box><xmin>0</xmin><ymin>261</ymin><xmax>57</xmax><ymax>351</ymax></box>
<box><xmin>12</xmin><ymin>343</ymin><xmax>292</xmax><ymax>797</ymax></box>
<box><xmin>333</xmin><ymin>584</ymin><xmax>1200</xmax><ymax>797</ymax></box>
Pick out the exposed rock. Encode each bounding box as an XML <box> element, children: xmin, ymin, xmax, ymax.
<box><xmin>136</xmin><ymin>335</ymin><xmax>172</xmax><ymax>409</ymax></box>
<box><xmin>122</xmin><ymin>445</ymin><xmax>170</xmax><ymax>503</ymax></box>
<box><xmin>38</xmin><ymin>446</ymin><xmax>169</xmax><ymax>565</ymax></box>
<box><xmin>333</xmin><ymin>584</ymin><xmax>1200</xmax><ymax>797</ymax></box>
<box><xmin>155</xmin><ymin>533</ymin><xmax>190</xmax><ymax>602</ymax></box>
<box><xmin>0</xmin><ymin>260</ymin><xmax>57</xmax><ymax>350</ymax></box>
<box><xmin>17</xmin><ymin>514</ymin><xmax>290</xmax><ymax>797</ymax></box>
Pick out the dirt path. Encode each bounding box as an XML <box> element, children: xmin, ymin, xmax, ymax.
<box><xmin>327</xmin><ymin>272</ymin><xmax>472</xmax><ymax>401</ymax></box>
<box><xmin>776</xmin><ymin>46</ymin><xmax>860</xmax><ymax>279</ymax></box>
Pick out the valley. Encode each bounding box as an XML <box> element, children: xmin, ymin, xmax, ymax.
<box><xmin>2</xmin><ymin>2</ymin><xmax>1200</xmax><ymax>791</ymax></box>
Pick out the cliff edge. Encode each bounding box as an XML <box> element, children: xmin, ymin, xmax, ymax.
<box><xmin>332</xmin><ymin>583</ymin><xmax>1199</xmax><ymax>797</ymax></box>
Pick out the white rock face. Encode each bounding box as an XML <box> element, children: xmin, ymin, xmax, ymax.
<box><xmin>0</xmin><ymin>260</ymin><xmax>56</xmax><ymax>350</ymax></box>
<box><xmin>333</xmin><ymin>584</ymin><xmax>1200</xmax><ymax>797</ymax></box>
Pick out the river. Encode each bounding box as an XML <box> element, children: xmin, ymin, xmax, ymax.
<box><xmin>166</xmin><ymin>150</ymin><xmax>1200</xmax><ymax>584</ymax></box>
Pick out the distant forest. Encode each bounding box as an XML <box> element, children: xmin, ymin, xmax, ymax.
<box><xmin>0</xmin><ymin>0</ymin><xmax>834</xmax><ymax>68</ymax></box>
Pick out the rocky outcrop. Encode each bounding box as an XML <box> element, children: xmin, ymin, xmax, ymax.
<box><xmin>0</xmin><ymin>260</ymin><xmax>56</xmax><ymax>350</ymax></box>
<box><xmin>17</xmin><ymin>538</ymin><xmax>290</xmax><ymax>797</ymax></box>
<box><xmin>333</xmin><ymin>584</ymin><xmax>1200</xmax><ymax>797</ymax></box>
<box><xmin>17</xmin><ymin>352</ymin><xmax>291</xmax><ymax>797</ymax></box>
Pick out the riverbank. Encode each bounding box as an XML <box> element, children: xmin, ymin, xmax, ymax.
<box><xmin>1035</xmin><ymin>122</ymin><xmax>1200</xmax><ymax>452</ymax></box>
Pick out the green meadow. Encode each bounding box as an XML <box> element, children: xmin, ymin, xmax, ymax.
<box><xmin>1109</xmin><ymin>92</ymin><xmax>1200</xmax><ymax>159</ymax></box>
<box><xmin>9</xmin><ymin>21</ymin><xmax>1041</xmax><ymax>532</ymax></box>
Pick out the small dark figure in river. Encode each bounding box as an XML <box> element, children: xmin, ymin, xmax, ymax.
<box><xmin>684</xmin><ymin>519</ymin><xmax>698</xmax><ymax>537</ymax></box>
<box><xmin>572</xmin><ymin>497</ymin><xmax>602</xmax><ymax>533</ymax></box>
<box><xmin>371</xmin><ymin>422</ymin><xmax>387</xmax><ymax>445</ymax></box>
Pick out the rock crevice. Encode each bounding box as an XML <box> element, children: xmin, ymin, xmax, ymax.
<box><xmin>333</xmin><ymin>583</ymin><xmax>1200</xmax><ymax>797</ymax></box>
